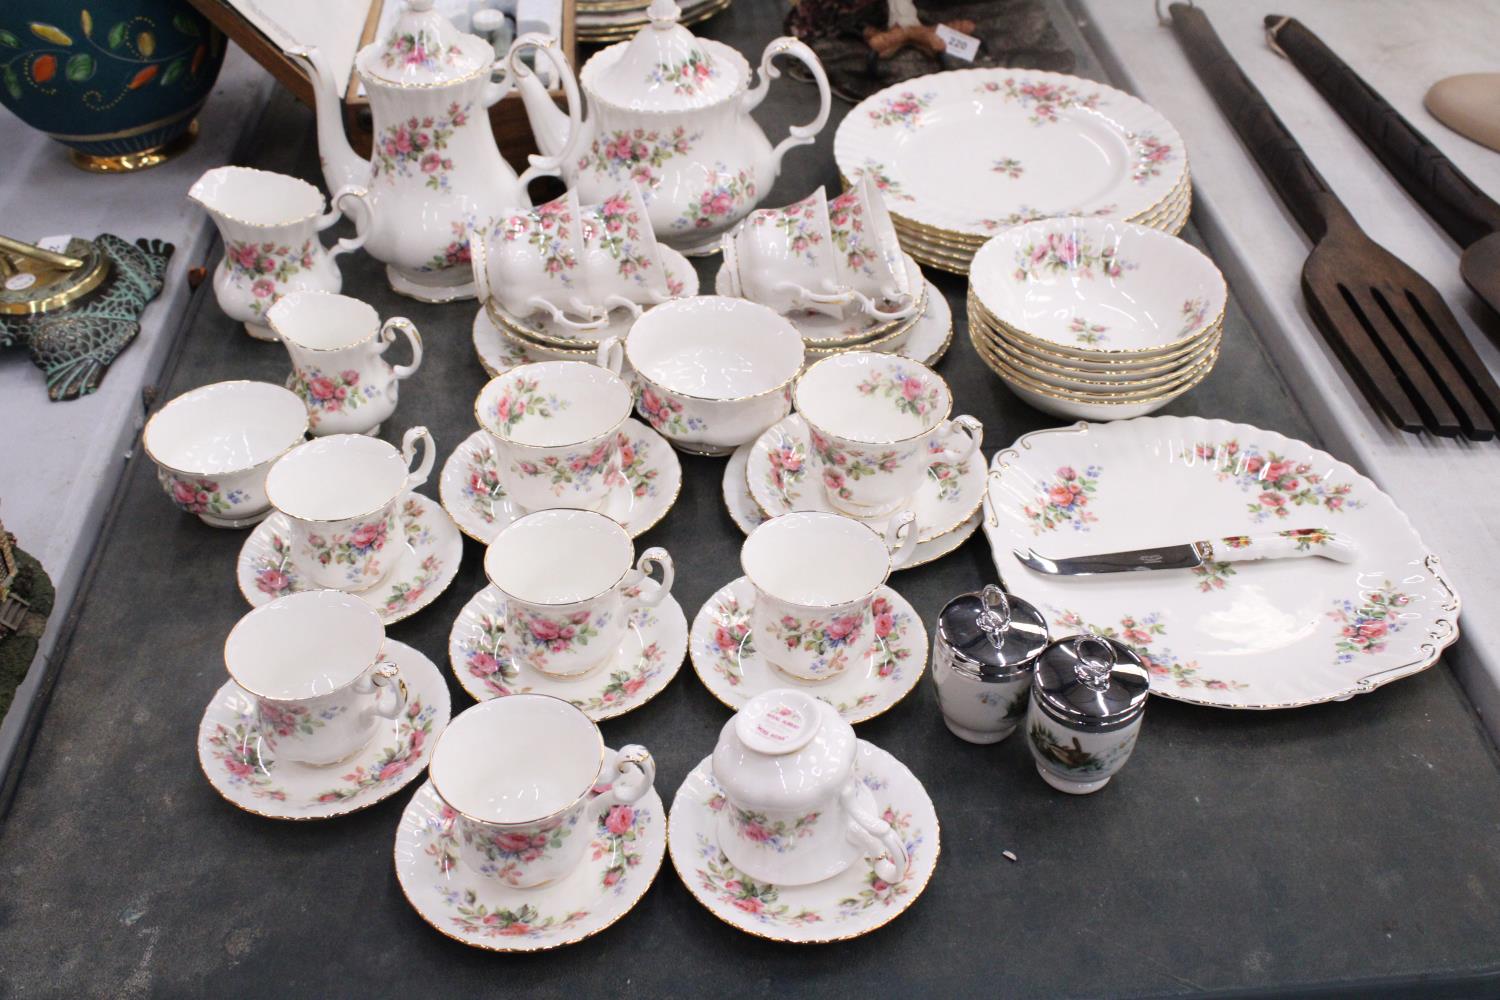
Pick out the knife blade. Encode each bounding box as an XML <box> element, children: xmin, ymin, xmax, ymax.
<box><xmin>1014</xmin><ymin>529</ymin><xmax>1357</xmax><ymax>577</ymax></box>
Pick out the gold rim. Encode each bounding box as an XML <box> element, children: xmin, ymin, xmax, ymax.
<box><xmin>474</xmin><ymin>363</ymin><xmax>634</xmax><ymax>449</ymax></box>
<box><xmin>972</xmin><ymin>328</ymin><xmax>1217</xmax><ymax>403</ymax></box>
<box><xmin>266</xmin><ymin>290</ymin><xmax>385</xmax><ymax>352</ymax></box>
<box><xmin>187</xmin><ymin>162</ymin><xmax>329</xmax><ymax>228</ymax></box>
<box><xmin>142</xmin><ymin>380</ymin><xmax>309</xmax><ymax>480</ymax></box>
<box><xmin>794</xmin><ymin>353</ymin><xmax>954</xmax><ymax>445</ymax></box>
<box><xmin>968</xmin><ymin>292</ymin><xmax>1226</xmax><ymax>368</ymax></box>
<box><xmin>69</xmin><ymin>119</ymin><xmax>199</xmax><ymax>173</ymax></box>
<box><xmin>973</xmin><ymin>317</ymin><xmax>1221</xmax><ymax>382</ymax></box>
<box><xmin>975</xmin><ymin>324</ymin><xmax>1218</xmax><ymax>394</ymax></box>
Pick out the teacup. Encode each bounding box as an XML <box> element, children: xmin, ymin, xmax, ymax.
<box><xmin>740</xmin><ymin>511</ymin><xmax>915</xmax><ymax>681</ymax></box>
<box><xmin>603</xmin><ymin>296</ymin><xmax>804</xmax><ymax>456</ymax></box>
<box><xmin>579</xmin><ymin>183</ymin><xmax>671</xmax><ymax>314</ymax></box>
<box><xmin>429</xmin><ymin>695</ymin><xmax>656</xmax><ymax>888</ymax></box>
<box><xmin>711</xmin><ymin>688</ymin><xmax>908</xmax><ymax>886</ymax></box>
<box><xmin>142</xmin><ymin>380</ymin><xmax>309</xmax><ymax>528</ymax></box>
<box><xmin>483</xmin><ymin>508</ymin><xmax>674</xmax><ymax>677</ymax></box>
<box><xmin>189</xmin><ymin>166</ymin><xmax>371</xmax><ymax>341</ymax></box>
<box><xmin>793</xmin><ymin>352</ymin><xmax>982</xmax><ymax>518</ymax></box>
<box><xmin>732</xmin><ymin>189</ymin><xmax>844</xmax><ymax>319</ymax></box>
<box><xmin>264</xmin><ymin>427</ymin><xmax>436</xmax><ymax>592</ymax></box>
<box><xmin>825</xmin><ymin>172</ymin><xmax>913</xmax><ymax>319</ymax></box>
<box><xmin>223</xmin><ymin>589</ymin><xmax>407</xmax><ymax>766</ymax></box>
<box><xmin>474</xmin><ymin>361</ymin><xmax>634</xmax><ymax>512</ymax></box>
<box><xmin>268</xmin><ymin>291</ymin><xmax>424</xmax><ymax>437</ymax></box>
<box><xmin>472</xmin><ymin>190</ymin><xmax>604</xmax><ymax>332</ymax></box>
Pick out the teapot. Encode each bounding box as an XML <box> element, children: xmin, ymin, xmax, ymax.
<box><xmin>514</xmin><ymin>0</ymin><xmax>831</xmax><ymax>255</ymax></box>
<box><xmin>287</xmin><ymin>0</ymin><xmax>582</xmax><ymax>302</ymax></box>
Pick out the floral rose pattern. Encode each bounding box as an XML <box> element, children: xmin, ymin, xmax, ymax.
<box><xmin>500</xmin><ymin>197</ymin><xmax>577</xmax><ymax>286</ymax></box>
<box><xmin>425</xmin><ymin>218</ymin><xmax>482</xmax><ymax>273</ymax></box>
<box><xmin>439</xmin><ymin>890</ymin><xmax>588</xmax><ymax>940</ymax></box>
<box><xmin>593</xmin><ymin>803</ymin><xmax>648</xmax><ymax>890</ymax></box>
<box><xmin>461</xmin><ymin>444</ymin><xmax>506</xmax><ymax>525</ymax></box>
<box><xmin>638</xmin><ymin>385</ymin><xmax>706</xmax><ymax>438</ymax></box>
<box><xmin>1013</xmin><ymin>233</ymin><xmax>1130</xmax><ymax>282</ymax></box>
<box><xmin>1193</xmin><ymin>440</ymin><xmax>1362</xmax><ymax>522</ymax></box>
<box><xmin>751</xmin><ymin>193</ymin><xmax>825</xmax><ymax>266</ymax></box>
<box><xmin>1131</xmin><ymin>132</ymin><xmax>1175</xmax><ymax>183</ymax></box>
<box><xmin>867</xmin><ymin>91</ymin><xmax>935</xmax><ymax>130</ymax></box>
<box><xmin>856</xmin><ymin>366</ymin><xmax>941</xmax><ymax>418</ymax></box>
<box><xmin>223</xmin><ymin>238</ymin><xmax>315</xmax><ymax>317</ymax></box>
<box><xmin>810</xmin><ymin>428</ymin><xmax>901</xmax><ymax>503</ymax></box>
<box><xmin>765</xmin><ymin>434</ymin><xmax>809</xmax><ymax>505</ymax></box>
<box><xmin>856</xmin><ymin>160</ymin><xmax>912</xmax><ymax>202</ymax></box>
<box><xmin>377</xmin><ymin>553</ymin><xmax>443</xmax><ymax>619</ymax></box>
<box><xmin>587</xmin><ymin>192</ymin><xmax>656</xmax><ymax>285</ymax></box>
<box><xmin>827</xmin><ymin>188</ymin><xmax>877</xmax><ymax>278</ymax></box>
<box><xmin>704</xmin><ymin>594</ymin><xmax>754</xmax><ymax>687</ymax></box>
<box><xmin>252</xmin><ymin>533</ymin><xmax>298</xmax><ymax>598</ymax></box>
<box><xmin>462</xmin><ymin>812</ymin><xmax>578</xmax><ymax>885</ymax></box>
<box><xmin>615</xmin><ymin>429</ymin><xmax>659</xmax><ymax>500</ymax></box>
<box><xmin>313</xmin><ymin>697</ymin><xmax>436</xmax><ymax>804</ymax></box>
<box><xmin>491</xmin><ymin>375</ymin><xmax>566</xmax><ymax>434</ymax></box>
<box><xmin>1192</xmin><ymin>560</ymin><xmax>1236</xmax><ymax>592</ymax></box>
<box><xmin>255</xmin><ymin>700</ymin><xmax>329</xmax><ymax>742</ymax></box>
<box><xmin>372</xmin><ymin>102</ymin><xmax>469</xmax><ymax>193</ymax></box>
<box><xmin>978</xmin><ymin>77</ymin><xmax>1103</xmax><ymax>125</ymax></box>
<box><xmin>291</xmin><ymin>366</ymin><xmax>381</xmax><ymax>430</ymax></box>
<box><xmin>1329</xmin><ymin>583</ymin><xmax>1410</xmax><ymax>663</ymax></box>
<box><xmin>1051</xmin><ymin>608</ymin><xmax>1247</xmax><ymax>691</ymax></box>
<box><xmin>650</xmin><ymin>50</ymin><xmax>715</xmax><ymax>95</ymax></box>
<box><xmin>206</xmin><ymin>722</ymin><xmax>286</xmax><ymax>801</ymax></box>
<box><xmin>1024</xmin><ymin>465</ymin><xmax>1100</xmax><ymax>534</ymax></box>
<box><xmin>163</xmin><ymin>473</ymin><xmax>246</xmax><ymax>517</ymax></box>
<box><xmin>1069</xmin><ymin>316</ymin><xmax>1109</xmax><ymax>345</ymax></box>
<box><xmin>977</xmin><ymin>204</ymin><xmax>1116</xmax><ymax>233</ymax></box>
<box><xmin>695</xmin><ymin>838</ymin><xmax>822</xmax><ymax>926</ymax></box>
<box><xmin>766</xmin><ymin>609</ymin><xmax>866</xmax><ymax>677</ymax></box>
<box><xmin>380</xmin><ymin>30</ymin><xmax>462</xmax><ymax>72</ymax></box>
<box><xmin>992</xmin><ymin>157</ymin><xmax>1024</xmax><ymax>179</ymax></box>
<box><xmin>1180</xmin><ymin>296</ymin><xmax>1211</xmax><ymax>336</ymax></box>
<box><xmin>506</xmin><ymin>606</ymin><xmax>605</xmax><ymax>671</ymax></box>
<box><xmin>510</xmin><ymin>438</ymin><xmax>622</xmax><ymax>498</ymax></box>
<box><xmin>728</xmin><ymin>807</ymin><xmax>821</xmax><ymax>853</ymax></box>
<box><xmin>837</xmin><ymin>805</ymin><xmax>919</xmax><ymax>915</ymax></box>
<box><xmin>302</xmin><ymin>512</ymin><xmax>396</xmax><ymax>589</ymax></box>
<box><xmin>673</xmin><ymin>165</ymin><xmax>756</xmax><ymax>232</ymax></box>
<box><xmin>579</xmin><ymin>127</ymin><xmax>699</xmax><ymax>198</ymax></box>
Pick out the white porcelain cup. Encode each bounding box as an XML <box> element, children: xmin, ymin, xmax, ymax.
<box><xmin>265</xmin><ymin>427</ymin><xmax>436</xmax><ymax>592</ymax></box>
<box><xmin>474</xmin><ymin>361</ymin><xmax>634</xmax><ymax>511</ymax></box>
<box><xmin>268</xmin><ymin>292</ymin><xmax>424</xmax><ymax>437</ymax></box>
<box><xmin>189</xmin><ymin>166</ymin><xmax>371</xmax><ymax>341</ymax></box>
<box><xmin>429</xmin><ymin>695</ymin><xmax>656</xmax><ymax>887</ymax></box>
<box><xmin>824</xmin><ymin>173</ymin><xmax>915</xmax><ymax>321</ymax></box>
<box><xmin>473</xmin><ymin>190</ymin><xmax>604</xmax><ymax>332</ymax></box>
<box><xmin>794</xmin><ymin>352</ymin><xmax>982</xmax><ymax>518</ymax></box>
<box><xmin>224</xmin><ymin>589</ymin><xmax>408</xmax><ymax>766</ymax></box>
<box><xmin>602</xmin><ymin>296</ymin><xmax>804</xmax><ymax>456</ymax></box>
<box><xmin>740</xmin><ymin>511</ymin><xmax>915</xmax><ymax>681</ymax></box>
<box><xmin>732</xmin><ymin>189</ymin><xmax>844</xmax><ymax>319</ymax></box>
<box><xmin>483</xmin><ymin>508</ymin><xmax>674</xmax><ymax>677</ymax></box>
<box><xmin>142</xmin><ymin>380</ymin><xmax>309</xmax><ymax>529</ymax></box>
<box><xmin>579</xmin><ymin>182</ymin><xmax>671</xmax><ymax>315</ymax></box>
<box><xmin>711</xmin><ymin>689</ymin><xmax>908</xmax><ymax>886</ymax></box>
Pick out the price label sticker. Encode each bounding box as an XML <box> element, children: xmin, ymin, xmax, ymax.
<box><xmin>5</xmin><ymin>273</ymin><xmax>38</xmax><ymax>292</ymax></box>
<box><xmin>936</xmin><ymin>23</ymin><xmax>980</xmax><ymax>62</ymax></box>
<box><xmin>37</xmin><ymin>234</ymin><xmax>74</xmax><ymax>253</ymax></box>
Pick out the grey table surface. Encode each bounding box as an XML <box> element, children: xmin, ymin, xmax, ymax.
<box><xmin>3</xmin><ymin>3</ymin><xmax>1500</xmax><ymax>997</ymax></box>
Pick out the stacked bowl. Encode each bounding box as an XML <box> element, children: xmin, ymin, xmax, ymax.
<box><xmin>967</xmin><ymin>217</ymin><xmax>1226</xmax><ymax>420</ymax></box>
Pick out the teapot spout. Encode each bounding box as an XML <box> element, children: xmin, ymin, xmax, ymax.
<box><xmin>285</xmin><ymin>46</ymin><xmax>367</xmax><ymax>193</ymax></box>
<box><xmin>515</xmin><ymin>61</ymin><xmax>576</xmax><ymax>161</ymax></box>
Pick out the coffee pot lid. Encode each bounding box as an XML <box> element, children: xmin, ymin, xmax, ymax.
<box><xmin>1033</xmin><ymin>634</ymin><xmax>1150</xmax><ymax>730</ymax></box>
<box><xmin>592</xmin><ymin>0</ymin><xmax>739</xmax><ymax>110</ymax></box>
<box><xmin>712</xmin><ymin>689</ymin><xmax>855</xmax><ymax>812</ymax></box>
<box><xmin>363</xmin><ymin>0</ymin><xmax>486</xmax><ymax>86</ymax></box>
<box><xmin>936</xmin><ymin>585</ymin><xmax>1049</xmax><ymax>681</ymax></box>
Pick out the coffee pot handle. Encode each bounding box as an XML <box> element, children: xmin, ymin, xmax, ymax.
<box><xmin>400</xmin><ymin>426</ymin><xmax>436</xmax><ymax>491</ymax></box>
<box><xmin>932</xmin><ymin>415</ymin><xmax>983</xmax><ymax>466</ymax></box>
<box><xmin>743</xmin><ymin>38</ymin><xmax>831</xmax><ymax>181</ymax></box>
<box><xmin>622</xmin><ymin>548</ymin><xmax>674</xmax><ymax>610</ymax></box>
<box><xmin>840</xmin><ymin>781</ymin><xmax>908</xmax><ymax>885</ymax></box>
<box><xmin>378</xmin><ymin>317</ymin><xmax>424</xmax><ymax>380</ymax></box>
<box><xmin>325</xmin><ymin>185</ymin><xmax>372</xmax><ymax>260</ymax></box>
<box><xmin>508</xmin><ymin>35</ymin><xmax>585</xmax><ymax>193</ymax></box>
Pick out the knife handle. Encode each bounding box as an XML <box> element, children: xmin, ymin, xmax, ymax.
<box><xmin>1268</xmin><ymin>15</ymin><xmax>1500</xmax><ymax>248</ymax></box>
<box><xmin>1206</xmin><ymin>530</ymin><xmax>1357</xmax><ymax>565</ymax></box>
<box><xmin>1168</xmin><ymin>3</ymin><xmax>1347</xmax><ymax>242</ymax></box>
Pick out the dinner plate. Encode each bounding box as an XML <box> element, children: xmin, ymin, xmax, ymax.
<box><xmin>981</xmin><ymin>417</ymin><xmax>1459</xmax><ymax>708</ymax></box>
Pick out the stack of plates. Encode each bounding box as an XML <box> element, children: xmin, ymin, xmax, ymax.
<box><xmin>835</xmin><ymin>68</ymin><xmax>1191</xmax><ymax>275</ymax></box>
<box><xmin>966</xmin><ymin>216</ymin><xmax>1226</xmax><ymax>421</ymax></box>
<box><xmin>577</xmin><ymin>0</ymin><xmax>731</xmax><ymax>43</ymax></box>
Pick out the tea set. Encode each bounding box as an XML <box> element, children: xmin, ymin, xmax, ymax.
<box><xmin>156</xmin><ymin>0</ymin><xmax>1217</xmax><ymax>954</ymax></box>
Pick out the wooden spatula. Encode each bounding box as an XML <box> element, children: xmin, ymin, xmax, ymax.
<box><xmin>1170</xmin><ymin>3</ymin><xmax>1499</xmax><ymax>440</ymax></box>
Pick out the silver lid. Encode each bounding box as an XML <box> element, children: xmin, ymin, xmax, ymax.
<box><xmin>936</xmin><ymin>585</ymin><xmax>1048</xmax><ymax>681</ymax></box>
<box><xmin>1033</xmin><ymin>634</ymin><xmax>1149</xmax><ymax>731</ymax></box>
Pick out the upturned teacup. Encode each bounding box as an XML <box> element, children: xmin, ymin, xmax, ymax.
<box><xmin>793</xmin><ymin>352</ymin><xmax>982</xmax><ymax>518</ymax></box>
<box><xmin>142</xmin><ymin>380</ymin><xmax>309</xmax><ymax>528</ymax></box>
<box><xmin>429</xmin><ymin>695</ymin><xmax>656</xmax><ymax>888</ymax></box>
<box><xmin>268</xmin><ymin>291</ymin><xmax>424</xmax><ymax>437</ymax></box>
<box><xmin>224</xmin><ymin>589</ymin><xmax>408</xmax><ymax>766</ymax></box>
<box><xmin>483</xmin><ymin>508</ymin><xmax>674</xmax><ymax>677</ymax></box>
<box><xmin>732</xmin><ymin>189</ymin><xmax>844</xmax><ymax>318</ymax></box>
<box><xmin>474</xmin><ymin>361</ymin><xmax>634</xmax><ymax>512</ymax></box>
<box><xmin>711</xmin><ymin>689</ymin><xmax>908</xmax><ymax>886</ymax></box>
<box><xmin>603</xmin><ymin>296</ymin><xmax>804</xmax><ymax>456</ymax></box>
<box><xmin>579</xmin><ymin>183</ymin><xmax>671</xmax><ymax>314</ymax></box>
<box><xmin>740</xmin><ymin>511</ymin><xmax>915</xmax><ymax>681</ymax></box>
<box><xmin>825</xmin><ymin>172</ymin><xmax>913</xmax><ymax>318</ymax></box>
<box><xmin>473</xmin><ymin>190</ymin><xmax>604</xmax><ymax>331</ymax></box>
<box><xmin>264</xmin><ymin>427</ymin><xmax>436</xmax><ymax>592</ymax></box>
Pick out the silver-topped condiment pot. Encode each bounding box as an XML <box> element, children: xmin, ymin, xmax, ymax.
<box><xmin>1025</xmin><ymin>633</ymin><xmax>1149</xmax><ymax>794</ymax></box>
<box><xmin>931</xmin><ymin>585</ymin><xmax>1048</xmax><ymax>744</ymax></box>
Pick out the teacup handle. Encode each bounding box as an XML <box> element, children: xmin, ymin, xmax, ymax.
<box><xmin>593</xmin><ymin>745</ymin><xmax>656</xmax><ymax>812</ymax></box>
<box><xmin>840</xmin><ymin>781</ymin><xmax>908</xmax><ymax>885</ymax></box>
<box><xmin>883</xmin><ymin>509</ymin><xmax>919</xmax><ymax>569</ymax></box>
<box><xmin>596</xmin><ymin>336</ymin><xmax>625</xmax><ymax>375</ymax></box>
<box><xmin>848</xmin><ymin>287</ymin><xmax>918</xmax><ymax>322</ymax></box>
<box><xmin>378</xmin><ymin>317</ymin><xmax>424</xmax><ymax>380</ymax></box>
<box><xmin>742</xmin><ymin>37</ymin><xmax>832</xmax><ymax>181</ymax></box>
<box><xmin>932</xmin><ymin>415</ymin><xmax>983</xmax><ymax>466</ymax></box>
<box><xmin>720</xmin><ymin>230</ymin><xmax>745</xmax><ymax>298</ymax></box>
<box><xmin>774</xmin><ymin>279</ymin><xmax>855</xmax><ymax>308</ymax></box>
<box><xmin>623</xmin><ymin>547</ymin><xmax>674</xmax><ymax>610</ymax></box>
<box><xmin>507</xmin><ymin>35</ymin><xmax>585</xmax><ymax>191</ymax></box>
<box><xmin>400</xmin><ymin>426</ymin><xmax>436</xmax><ymax>491</ymax></box>
<box><xmin>325</xmin><ymin>185</ymin><xmax>372</xmax><ymax>260</ymax></box>
<box><xmin>362</xmin><ymin>660</ymin><xmax>409</xmax><ymax>721</ymax></box>
<box><xmin>527</xmin><ymin>296</ymin><xmax>608</xmax><ymax>331</ymax></box>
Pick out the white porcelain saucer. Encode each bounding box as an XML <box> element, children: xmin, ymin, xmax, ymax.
<box><xmin>723</xmin><ymin>443</ymin><xmax>980</xmax><ymax>570</ymax></box>
<box><xmin>395</xmin><ymin>763</ymin><xmax>666</xmax><ymax>951</ymax></box>
<box><xmin>448</xmin><ymin>579</ymin><xmax>687</xmax><ymax>721</ymax></box>
<box><xmin>197</xmin><ymin>639</ymin><xmax>450</xmax><ymax>821</ymax></box>
<box><xmin>237</xmin><ymin>493</ymin><xmax>462</xmax><ymax>625</ymax></box>
<box><xmin>690</xmin><ymin>577</ymin><xmax>927</xmax><ymax>723</ymax></box>
<box><xmin>903</xmin><ymin>281</ymin><xmax>953</xmax><ymax>366</ymax></box>
<box><xmin>667</xmin><ymin>741</ymin><xmax>938</xmax><ymax>942</ymax></box>
<box><xmin>439</xmin><ymin>422</ymin><xmax>682</xmax><ymax>544</ymax></box>
<box><xmin>747</xmin><ymin>413</ymin><xmax>985</xmax><ymax>545</ymax></box>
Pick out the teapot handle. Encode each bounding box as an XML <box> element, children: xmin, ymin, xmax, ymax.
<box><xmin>742</xmin><ymin>38</ymin><xmax>831</xmax><ymax>181</ymax></box>
<box><xmin>508</xmin><ymin>35</ymin><xmax>584</xmax><ymax>194</ymax></box>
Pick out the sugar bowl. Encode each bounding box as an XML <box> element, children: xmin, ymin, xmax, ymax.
<box><xmin>1026</xmin><ymin>634</ymin><xmax>1149</xmax><ymax>794</ymax></box>
<box><xmin>932</xmin><ymin>585</ymin><xmax>1048</xmax><ymax>744</ymax></box>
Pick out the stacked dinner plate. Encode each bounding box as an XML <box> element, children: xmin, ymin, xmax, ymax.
<box><xmin>577</xmin><ymin>0</ymin><xmax>731</xmax><ymax>43</ymax></box>
<box><xmin>966</xmin><ymin>216</ymin><xmax>1226</xmax><ymax>420</ymax></box>
<box><xmin>835</xmin><ymin>68</ymin><xmax>1191</xmax><ymax>275</ymax></box>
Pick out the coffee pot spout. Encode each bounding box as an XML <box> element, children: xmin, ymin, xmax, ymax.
<box><xmin>284</xmin><ymin>45</ymin><xmax>368</xmax><ymax>194</ymax></box>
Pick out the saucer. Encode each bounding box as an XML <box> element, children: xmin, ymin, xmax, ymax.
<box><xmin>723</xmin><ymin>444</ymin><xmax>981</xmax><ymax>570</ymax></box>
<box><xmin>197</xmin><ymin>639</ymin><xmax>450</xmax><ymax>821</ymax></box>
<box><xmin>237</xmin><ymin>493</ymin><xmax>462</xmax><ymax>625</ymax></box>
<box><xmin>690</xmin><ymin>577</ymin><xmax>927</xmax><ymax>724</ymax></box>
<box><xmin>439</xmin><ymin>422</ymin><xmax>682</xmax><ymax>544</ymax></box>
<box><xmin>903</xmin><ymin>281</ymin><xmax>953</xmax><ymax>366</ymax></box>
<box><xmin>448</xmin><ymin>579</ymin><xmax>687</xmax><ymax>721</ymax></box>
<box><xmin>667</xmin><ymin>740</ymin><xmax>938</xmax><ymax>942</ymax></box>
<box><xmin>394</xmin><ymin>765</ymin><xmax>666</xmax><ymax>951</ymax></box>
<box><xmin>747</xmin><ymin>414</ymin><xmax>985</xmax><ymax>544</ymax></box>
<box><xmin>473</xmin><ymin>306</ymin><xmax>536</xmax><ymax>377</ymax></box>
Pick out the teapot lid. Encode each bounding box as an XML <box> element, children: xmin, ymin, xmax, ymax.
<box><xmin>363</xmin><ymin>0</ymin><xmax>486</xmax><ymax>87</ymax></box>
<box><xmin>711</xmin><ymin>689</ymin><xmax>855</xmax><ymax>812</ymax></box>
<box><xmin>591</xmin><ymin>0</ymin><xmax>740</xmax><ymax>111</ymax></box>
